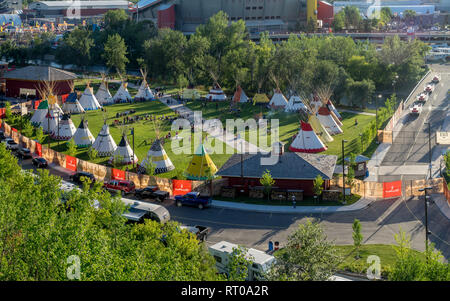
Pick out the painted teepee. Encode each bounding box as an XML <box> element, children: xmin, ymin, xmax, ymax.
<box><xmin>134</xmin><ymin>68</ymin><xmax>154</xmax><ymax>101</ymax></box>
<box><xmin>285</xmin><ymin>95</ymin><xmax>308</xmax><ymax>113</ymax></box>
<box><xmin>206</xmin><ymin>82</ymin><xmax>227</xmax><ymax>101</ymax></box>
<box><xmin>92</xmin><ymin>118</ymin><xmax>117</xmax><ymax>157</ymax></box>
<box><xmin>327</xmin><ymin>99</ymin><xmax>342</xmax><ymax>120</ymax></box>
<box><xmin>63</xmin><ymin>92</ymin><xmax>85</xmax><ymax>114</ymax></box>
<box><xmin>269</xmin><ymin>89</ymin><xmax>288</xmax><ymax>109</ymax></box>
<box><xmin>139</xmin><ymin>138</ymin><xmax>175</xmax><ymax>174</ymax></box>
<box><xmin>79</xmin><ymin>81</ymin><xmax>101</xmax><ymax>111</ymax></box>
<box><xmin>41</xmin><ymin>109</ymin><xmax>61</xmax><ymax>134</ymax></box>
<box><xmin>30</xmin><ymin>100</ymin><xmax>49</xmax><ymax>126</ymax></box>
<box><xmin>232</xmin><ymin>85</ymin><xmax>248</xmax><ymax>103</ymax></box>
<box><xmin>51</xmin><ymin>113</ymin><xmax>76</xmax><ymax>141</ymax></box>
<box><xmin>95</xmin><ymin>73</ymin><xmax>113</xmax><ymax>105</ymax></box>
<box><xmin>112</xmin><ymin>75</ymin><xmax>132</xmax><ymax>103</ymax></box>
<box><xmin>316</xmin><ymin>106</ymin><xmax>343</xmax><ymax>135</ymax></box>
<box><xmin>185</xmin><ymin>144</ymin><xmax>218</xmax><ymax>180</ymax></box>
<box><xmin>72</xmin><ymin>118</ymin><xmax>95</xmax><ymax>148</ymax></box>
<box><xmin>109</xmin><ymin>132</ymin><xmax>138</xmax><ymax>165</ymax></box>
<box><xmin>289</xmin><ymin>121</ymin><xmax>327</xmax><ymax>153</ymax></box>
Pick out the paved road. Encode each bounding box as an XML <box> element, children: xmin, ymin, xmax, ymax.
<box><xmin>382</xmin><ymin>64</ymin><xmax>450</xmax><ymax>167</ymax></box>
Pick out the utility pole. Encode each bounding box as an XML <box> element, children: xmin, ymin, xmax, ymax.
<box><xmin>342</xmin><ymin>140</ymin><xmax>348</xmax><ymax>204</ymax></box>
<box><xmin>427</xmin><ymin>122</ymin><xmax>432</xmax><ymax>179</ymax></box>
<box><xmin>240</xmin><ymin>140</ymin><xmax>244</xmax><ymax>186</ymax></box>
<box><xmin>419</xmin><ymin>186</ymin><xmax>432</xmax><ymax>264</ymax></box>
<box><xmin>47</xmin><ymin>105</ymin><xmax>50</xmax><ymax>149</ymax></box>
<box><xmin>131</xmin><ymin>127</ymin><xmax>135</xmax><ymax>170</ymax></box>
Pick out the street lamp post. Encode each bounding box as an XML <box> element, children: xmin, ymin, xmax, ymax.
<box><xmin>131</xmin><ymin>127</ymin><xmax>135</xmax><ymax>170</ymax></box>
<box><xmin>426</xmin><ymin>122</ymin><xmax>432</xmax><ymax>179</ymax></box>
<box><xmin>342</xmin><ymin>139</ymin><xmax>348</xmax><ymax>204</ymax></box>
<box><xmin>418</xmin><ymin>186</ymin><xmax>432</xmax><ymax>264</ymax></box>
<box><xmin>376</xmin><ymin>94</ymin><xmax>382</xmax><ymax>131</ymax></box>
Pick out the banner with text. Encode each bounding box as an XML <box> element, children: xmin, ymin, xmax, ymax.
<box><xmin>172</xmin><ymin>180</ymin><xmax>192</xmax><ymax>196</ymax></box>
<box><xmin>65</xmin><ymin>155</ymin><xmax>77</xmax><ymax>172</ymax></box>
<box><xmin>111</xmin><ymin>168</ymin><xmax>126</xmax><ymax>180</ymax></box>
<box><xmin>383</xmin><ymin>180</ymin><xmax>402</xmax><ymax>198</ymax></box>
<box><xmin>35</xmin><ymin>142</ymin><xmax>42</xmax><ymax>157</ymax></box>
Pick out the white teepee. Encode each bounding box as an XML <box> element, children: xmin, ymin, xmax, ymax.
<box><xmin>285</xmin><ymin>95</ymin><xmax>308</xmax><ymax>113</ymax></box>
<box><xmin>30</xmin><ymin>100</ymin><xmax>49</xmax><ymax>126</ymax></box>
<box><xmin>63</xmin><ymin>92</ymin><xmax>85</xmax><ymax>114</ymax></box>
<box><xmin>289</xmin><ymin>121</ymin><xmax>327</xmax><ymax>153</ymax></box>
<box><xmin>269</xmin><ymin>89</ymin><xmax>288</xmax><ymax>109</ymax></box>
<box><xmin>232</xmin><ymin>85</ymin><xmax>248</xmax><ymax>103</ymax></box>
<box><xmin>134</xmin><ymin>69</ymin><xmax>154</xmax><ymax>101</ymax></box>
<box><xmin>92</xmin><ymin>122</ymin><xmax>117</xmax><ymax>157</ymax></box>
<box><xmin>316</xmin><ymin>106</ymin><xmax>343</xmax><ymax>135</ymax></box>
<box><xmin>95</xmin><ymin>75</ymin><xmax>113</xmax><ymax>105</ymax></box>
<box><xmin>72</xmin><ymin>119</ymin><xmax>95</xmax><ymax>147</ymax></box>
<box><xmin>206</xmin><ymin>83</ymin><xmax>227</xmax><ymax>101</ymax></box>
<box><xmin>139</xmin><ymin>139</ymin><xmax>175</xmax><ymax>174</ymax></box>
<box><xmin>51</xmin><ymin>113</ymin><xmax>76</xmax><ymax>141</ymax></box>
<box><xmin>79</xmin><ymin>85</ymin><xmax>102</xmax><ymax>111</ymax></box>
<box><xmin>327</xmin><ymin>100</ymin><xmax>342</xmax><ymax>120</ymax></box>
<box><xmin>109</xmin><ymin>134</ymin><xmax>138</xmax><ymax>165</ymax></box>
<box><xmin>112</xmin><ymin>82</ymin><xmax>132</xmax><ymax>103</ymax></box>
<box><xmin>41</xmin><ymin>109</ymin><xmax>61</xmax><ymax>134</ymax></box>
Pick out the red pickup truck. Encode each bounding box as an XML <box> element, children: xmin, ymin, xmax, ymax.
<box><xmin>103</xmin><ymin>180</ymin><xmax>136</xmax><ymax>196</ymax></box>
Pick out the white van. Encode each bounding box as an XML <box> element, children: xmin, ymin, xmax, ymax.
<box><xmin>208</xmin><ymin>241</ymin><xmax>276</xmax><ymax>281</ymax></box>
<box><xmin>121</xmin><ymin>198</ymin><xmax>171</xmax><ymax>224</ymax></box>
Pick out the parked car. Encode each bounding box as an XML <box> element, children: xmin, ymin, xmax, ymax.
<box><xmin>103</xmin><ymin>180</ymin><xmax>136</xmax><ymax>196</ymax></box>
<box><xmin>2</xmin><ymin>138</ymin><xmax>19</xmax><ymax>150</ymax></box>
<box><xmin>0</xmin><ymin>131</ymin><xmax>6</xmax><ymax>141</ymax></box>
<box><xmin>32</xmin><ymin>157</ymin><xmax>48</xmax><ymax>168</ymax></box>
<box><xmin>69</xmin><ymin>171</ymin><xmax>96</xmax><ymax>185</ymax></box>
<box><xmin>410</xmin><ymin>101</ymin><xmax>423</xmax><ymax>115</ymax></box>
<box><xmin>179</xmin><ymin>225</ymin><xmax>210</xmax><ymax>242</ymax></box>
<box><xmin>17</xmin><ymin>148</ymin><xmax>32</xmax><ymax>159</ymax></box>
<box><xmin>121</xmin><ymin>198</ymin><xmax>171</xmax><ymax>224</ymax></box>
<box><xmin>432</xmin><ymin>75</ymin><xmax>441</xmax><ymax>83</ymax></box>
<box><xmin>134</xmin><ymin>185</ymin><xmax>170</xmax><ymax>202</ymax></box>
<box><xmin>175</xmin><ymin>192</ymin><xmax>212</xmax><ymax>209</ymax></box>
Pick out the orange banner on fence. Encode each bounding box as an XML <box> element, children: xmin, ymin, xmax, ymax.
<box><xmin>172</xmin><ymin>180</ymin><xmax>192</xmax><ymax>196</ymax></box>
<box><xmin>383</xmin><ymin>181</ymin><xmax>402</xmax><ymax>198</ymax></box>
<box><xmin>0</xmin><ymin>108</ymin><xmax>5</xmax><ymax>119</ymax></box>
<box><xmin>111</xmin><ymin>168</ymin><xmax>125</xmax><ymax>180</ymax></box>
<box><xmin>65</xmin><ymin>155</ymin><xmax>77</xmax><ymax>172</ymax></box>
<box><xmin>11</xmin><ymin>127</ymin><xmax>17</xmax><ymax>132</ymax></box>
<box><xmin>35</xmin><ymin>142</ymin><xmax>42</xmax><ymax>157</ymax></box>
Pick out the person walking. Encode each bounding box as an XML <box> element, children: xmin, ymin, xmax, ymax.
<box><xmin>292</xmin><ymin>195</ymin><xmax>296</xmax><ymax>209</ymax></box>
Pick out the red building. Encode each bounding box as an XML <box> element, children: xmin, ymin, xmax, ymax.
<box><xmin>216</xmin><ymin>144</ymin><xmax>337</xmax><ymax>197</ymax></box>
<box><xmin>3</xmin><ymin>66</ymin><xmax>77</xmax><ymax>99</ymax></box>
<box><xmin>317</xmin><ymin>1</ymin><xmax>334</xmax><ymax>26</ymax></box>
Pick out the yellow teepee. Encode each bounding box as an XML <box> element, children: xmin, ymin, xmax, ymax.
<box><xmin>185</xmin><ymin>144</ymin><xmax>218</xmax><ymax>180</ymax></box>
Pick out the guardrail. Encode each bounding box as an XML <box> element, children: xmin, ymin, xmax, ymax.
<box><xmin>404</xmin><ymin>70</ymin><xmax>431</xmax><ymax>106</ymax></box>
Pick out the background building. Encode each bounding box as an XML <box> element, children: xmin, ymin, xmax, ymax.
<box><xmin>317</xmin><ymin>0</ymin><xmax>333</xmax><ymax>26</ymax></box>
<box><xmin>28</xmin><ymin>1</ymin><xmax>129</xmax><ymax>19</ymax></box>
<box><xmin>3</xmin><ymin>66</ymin><xmax>77</xmax><ymax>99</ymax></box>
<box><xmin>0</xmin><ymin>0</ymin><xmax>22</xmax><ymax>14</ymax></box>
<box><xmin>134</xmin><ymin>0</ymin><xmax>313</xmax><ymax>33</ymax></box>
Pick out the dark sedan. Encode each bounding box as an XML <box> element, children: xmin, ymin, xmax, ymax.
<box><xmin>17</xmin><ymin>148</ymin><xmax>32</xmax><ymax>159</ymax></box>
<box><xmin>69</xmin><ymin>172</ymin><xmax>96</xmax><ymax>185</ymax></box>
<box><xmin>32</xmin><ymin>157</ymin><xmax>48</xmax><ymax>168</ymax></box>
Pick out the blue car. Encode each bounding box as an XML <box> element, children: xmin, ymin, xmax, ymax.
<box><xmin>175</xmin><ymin>192</ymin><xmax>212</xmax><ymax>210</ymax></box>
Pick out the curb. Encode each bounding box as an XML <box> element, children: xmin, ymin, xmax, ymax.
<box><xmin>210</xmin><ymin>198</ymin><xmax>374</xmax><ymax>214</ymax></box>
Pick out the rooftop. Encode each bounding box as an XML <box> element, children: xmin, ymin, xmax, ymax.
<box><xmin>3</xmin><ymin>66</ymin><xmax>77</xmax><ymax>81</ymax></box>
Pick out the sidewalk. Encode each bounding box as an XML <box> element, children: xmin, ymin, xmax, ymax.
<box><xmin>432</xmin><ymin>193</ymin><xmax>450</xmax><ymax>220</ymax></box>
<box><xmin>211</xmin><ymin>197</ymin><xmax>374</xmax><ymax>214</ymax></box>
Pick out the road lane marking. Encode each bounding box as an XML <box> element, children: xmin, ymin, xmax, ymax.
<box><xmin>171</xmin><ymin>215</ymin><xmax>286</xmax><ymax>229</ymax></box>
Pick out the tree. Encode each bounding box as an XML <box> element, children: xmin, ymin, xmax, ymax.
<box><xmin>103</xmin><ymin>34</ymin><xmax>129</xmax><ymax>74</ymax></box>
<box><xmin>112</xmin><ymin>153</ymin><xmax>124</xmax><ymax>168</ymax></box>
<box><xmin>21</xmin><ymin>122</ymin><xmax>34</xmax><ymax>138</ymax></box>
<box><xmin>87</xmin><ymin>147</ymin><xmax>98</xmax><ymax>161</ymax></box>
<box><xmin>0</xmin><ymin>145</ymin><xmax>221</xmax><ymax>280</ymax></box>
<box><xmin>60</xmin><ymin>28</ymin><xmax>94</xmax><ymax>67</ymax></box>
<box><xmin>313</xmin><ymin>175</ymin><xmax>324</xmax><ymax>198</ymax></box>
<box><xmin>380</xmin><ymin>7</ymin><xmax>393</xmax><ymax>25</ymax></box>
<box><xmin>343</xmin><ymin>6</ymin><xmax>362</xmax><ymax>30</ymax></box>
<box><xmin>345</xmin><ymin>153</ymin><xmax>356</xmax><ymax>190</ymax></box>
<box><xmin>66</xmin><ymin>139</ymin><xmax>77</xmax><ymax>156</ymax></box>
<box><xmin>444</xmin><ymin>150</ymin><xmax>450</xmax><ymax>177</ymax></box>
<box><xmin>4</xmin><ymin>101</ymin><xmax>12</xmax><ymax>123</ymax></box>
<box><xmin>227</xmin><ymin>246</ymin><xmax>253</xmax><ymax>281</ymax></box>
<box><xmin>35</xmin><ymin>127</ymin><xmax>44</xmax><ymax>144</ymax></box>
<box><xmin>352</xmin><ymin>219</ymin><xmax>363</xmax><ymax>258</ymax></box>
<box><xmin>260</xmin><ymin>169</ymin><xmax>275</xmax><ymax>201</ymax></box>
<box><xmin>332</xmin><ymin>11</ymin><xmax>345</xmax><ymax>32</ymax></box>
<box><xmin>267</xmin><ymin>220</ymin><xmax>341</xmax><ymax>281</ymax></box>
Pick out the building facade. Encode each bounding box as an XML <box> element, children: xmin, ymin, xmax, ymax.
<box><xmin>135</xmin><ymin>0</ymin><xmax>311</xmax><ymax>33</ymax></box>
<box><xmin>28</xmin><ymin>1</ymin><xmax>129</xmax><ymax>19</ymax></box>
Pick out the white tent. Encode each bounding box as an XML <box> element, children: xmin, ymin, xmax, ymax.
<box><xmin>79</xmin><ymin>86</ymin><xmax>102</xmax><ymax>111</ymax></box>
<box><xmin>51</xmin><ymin>113</ymin><xmax>76</xmax><ymax>141</ymax></box>
<box><xmin>232</xmin><ymin>85</ymin><xmax>248</xmax><ymax>103</ymax></box>
<box><xmin>134</xmin><ymin>79</ymin><xmax>154</xmax><ymax>101</ymax></box>
<box><xmin>112</xmin><ymin>82</ymin><xmax>132</xmax><ymax>103</ymax></box>
<box><xmin>95</xmin><ymin>81</ymin><xmax>113</xmax><ymax>105</ymax></box>
<box><xmin>289</xmin><ymin>121</ymin><xmax>327</xmax><ymax>153</ymax></box>
<box><xmin>92</xmin><ymin>123</ymin><xmax>117</xmax><ymax>157</ymax></box>
<box><xmin>269</xmin><ymin>89</ymin><xmax>288</xmax><ymax>109</ymax></box>
<box><xmin>206</xmin><ymin>84</ymin><xmax>227</xmax><ymax>101</ymax></box>
<box><xmin>30</xmin><ymin>100</ymin><xmax>49</xmax><ymax>126</ymax></box>
<box><xmin>285</xmin><ymin>95</ymin><xmax>308</xmax><ymax>113</ymax></box>
<box><xmin>138</xmin><ymin>139</ymin><xmax>175</xmax><ymax>175</ymax></box>
<box><xmin>327</xmin><ymin>100</ymin><xmax>342</xmax><ymax>120</ymax></box>
<box><xmin>72</xmin><ymin>119</ymin><xmax>95</xmax><ymax>148</ymax></box>
<box><xmin>310</xmin><ymin>98</ymin><xmax>322</xmax><ymax>114</ymax></box>
<box><xmin>316</xmin><ymin>106</ymin><xmax>343</xmax><ymax>135</ymax></box>
<box><xmin>109</xmin><ymin>134</ymin><xmax>138</xmax><ymax>165</ymax></box>
<box><xmin>41</xmin><ymin>109</ymin><xmax>61</xmax><ymax>134</ymax></box>
<box><xmin>62</xmin><ymin>92</ymin><xmax>85</xmax><ymax>114</ymax></box>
